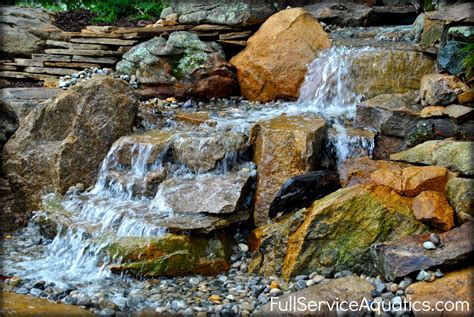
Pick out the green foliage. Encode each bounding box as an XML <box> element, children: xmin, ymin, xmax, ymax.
<box><xmin>422</xmin><ymin>0</ymin><xmax>435</xmax><ymax>12</ymax></box>
<box><xmin>461</xmin><ymin>42</ymin><xmax>474</xmax><ymax>80</ymax></box>
<box><xmin>16</xmin><ymin>0</ymin><xmax>66</xmax><ymax>11</ymax></box>
<box><xmin>15</xmin><ymin>0</ymin><xmax>167</xmax><ymax>23</ymax></box>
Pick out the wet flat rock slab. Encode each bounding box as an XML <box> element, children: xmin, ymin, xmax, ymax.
<box><xmin>371</xmin><ymin>221</ymin><xmax>474</xmax><ymax>281</ymax></box>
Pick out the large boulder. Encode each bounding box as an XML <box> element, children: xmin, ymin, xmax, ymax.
<box><xmin>171</xmin><ymin>130</ymin><xmax>247</xmax><ymax>173</ymax></box>
<box><xmin>0</xmin><ymin>100</ymin><xmax>18</xmax><ymax>153</ymax></box>
<box><xmin>2</xmin><ymin>77</ymin><xmax>138</xmax><ymax>213</ymax></box>
<box><xmin>351</xmin><ymin>50</ymin><xmax>436</xmax><ymax>99</ymax></box>
<box><xmin>338</xmin><ymin>157</ymin><xmax>410</xmax><ymax>188</ymax></box>
<box><xmin>0</xmin><ymin>6</ymin><xmax>60</xmax><ymax>57</ymax></box>
<box><xmin>355</xmin><ymin>91</ymin><xmax>422</xmax><ymax>138</ymax></box>
<box><xmin>420</xmin><ymin>73</ymin><xmax>468</xmax><ymax>106</ymax></box>
<box><xmin>355</xmin><ymin>90</ymin><xmax>470</xmax><ymax>148</ymax></box>
<box><xmin>107</xmin><ymin>233</ymin><xmax>232</xmax><ymax>277</ymax></box>
<box><xmin>370</xmin><ymin>165</ymin><xmax>449</xmax><ymax>197</ymax></box>
<box><xmin>445</xmin><ymin>177</ymin><xmax>474</xmax><ymax>224</ymax></box>
<box><xmin>0</xmin><ymin>101</ymin><xmax>20</xmax><ymax>232</ymax></box>
<box><xmin>155</xmin><ymin>168</ymin><xmax>254</xmax><ymax>214</ymax></box>
<box><xmin>390</xmin><ymin>140</ymin><xmax>474</xmax><ymax>176</ymax></box>
<box><xmin>406</xmin><ymin>266</ymin><xmax>474</xmax><ymax>317</ymax></box>
<box><xmin>259</xmin><ymin>276</ymin><xmax>375</xmax><ymax>315</ymax></box>
<box><xmin>230</xmin><ymin>8</ymin><xmax>331</xmax><ymax>102</ymax></box>
<box><xmin>168</xmin><ymin>0</ymin><xmax>279</xmax><ymax>27</ymax></box>
<box><xmin>250</xmin><ymin>184</ymin><xmax>427</xmax><ymax>278</ymax></box>
<box><xmin>438</xmin><ymin>41</ymin><xmax>471</xmax><ymax>77</ymax></box>
<box><xmin>371</xmin><ymin>221</ymin><xmax>474</xmax><ymax>281</ymax></box>
<box><xmin>248</xmin><ymin>208</ymin><xmax>307</xmax><ymax>277</ymax></box>
<box><xmin>116</xmin><ymin>32</ymin><xmax>238</xmax><ymax>99</ymax></box>
<box><xmin>250</xmin><ymin>115</ymin><xmax>326</xmax><ymax>226</ymax></box>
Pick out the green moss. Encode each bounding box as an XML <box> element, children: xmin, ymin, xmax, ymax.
<box><xmin>173</xmin><ymin>49</ymin><xmax>209</xmax><ymax>80</ymax></box>
<box><xmin>285</xmin><ymin>186</ymin><xmax>427</xmax><ymax>278</ymax></box>
<box><xmin>422</xmin><ymin>0</ymin><xmax>435</xmax><ymax>11</ymax></box>
<box><xmin>106</xmin><ymin>232</ymin><xmax>231</xmax><ymax>277</ymax></box>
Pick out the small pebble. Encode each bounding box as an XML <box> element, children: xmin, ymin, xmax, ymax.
<box><xmin>389</xmin><ymin>283</ymin><xmax>398</xmax><ymax>293</ymax></box>
<box><xmin>268</xmin><ymin>288</ymin><xmax>283</xmax><ymax>297</ymax></box>
<box><xmin>294</xmin><ymin>275</ymin><xmax>308</xmax><ymax>281</ymax></box>
<box><xmin>312</xmin><ymin>275</ymin><xmax>325</xmax><ymax>284</ymax></box>
<box><xmin>429</xmin><ymin>233</ymin><xmax>441</xmax><ymax>246</ymax></box>
<box><xmin>423</xmin><ymin>241</ymin><xmax>436</xmax><ymax>250</ymax></box>
<box><xmin>295</xmin><ymin>280</ymin><xmax>307</xmax><ymax>291</ymax></box>
<box><xmin>416</xmin><ymin>270</ymin><xmax>431</xmax><ymax>281</ymax></box>
<box><xmin>238</xmin><ymin>243</ymin><xmax>249</xmax><ymax>253</ymax></box>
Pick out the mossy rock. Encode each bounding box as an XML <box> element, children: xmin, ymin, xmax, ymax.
<box><xmin>106</xmin><ymin>232</ymin><xmax>232</xmax><ymax>277</ymax></box>
<box><xmin>251</xmin><ymin>184</ymin><xmax>428</xmax><ymax>279</ymax></box>
<box><xmin>390</xmin><ymin>140</ymin><xmax>474</xmax><ymax>176</ymax></box>
<box><xmin>283</xmin><ymin>185</ymin><xmax>428</xmax><ymax>278</ymax></box>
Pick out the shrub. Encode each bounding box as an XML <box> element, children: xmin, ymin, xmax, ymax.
<box><xmin>15</xmin><ymin>0</ymin><xmax>167</xmax><ymax>23</ymax></box>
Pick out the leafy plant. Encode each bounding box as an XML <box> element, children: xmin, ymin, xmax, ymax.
<box><xmin>461</xmin><ymin>42</ymin><xmax>474</xmax><ymax>81</ymax></box>
<box><xmin>15</xmin><ymin>0</ymin><xmax>167</xmax><ymax>23</ymax></box>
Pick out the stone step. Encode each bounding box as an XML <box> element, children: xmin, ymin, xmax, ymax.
<box><xmin>112</xmin><ymin>24</ymin><xmax>192</xmax><ymax>36</ymax></box>
<box><xmin>0</xmin><ymin>64</ymin><xmax>17</xmax><ymax>71</ymax></box>
<box><xmin>60</xmin><ymin>31</ymin><xmax>125</xmax><ymax>39</ymax></box>
<box><xmin>46</xmin><ymin>39</ymin><xmax>110</xmax><ymax>50</ymax></box>
<box><xmin>45</xmin><ymin>48</ymin><xmax>121</xmax><ymax>57</ymax></box>
<box><xmin>219</xmin><ymin>30</ymin><xmax>252</xmax><ymax>40</ymax></box>
<box><xmin>70</xmin><ymin>37</ymin><xmax>139</xmax><ymax>46</ymax></box>
<box><xmin>190</xmin><ymin>24</ymin><xmax>240</xmax><ymax>32</ymax></box>
<box><xmin>43</xmin><ymin>61</ymin><xmax>100</xmax><ymax>68</ymax></box>
<box><xmin>217</xmin><ymin>39</ymin><xmax>247</xmax><ymax>47</ymax></box>
<box><xmin>32</xmin><ymin>54</ymin><xmax>72</xmax><ymax>62</ymax></box>
<box><xmin>72</xmin><ymin>55</ymin><xmax>119</xmax><ymax>64</ymax></box>
<box><xmin>24</xmin><ymin>66</ymin><xmax>78</xmax><ymax>76</ymax></box>
<box><xmin>9</xmin><ymin>58</ymin><xmax>44</xmax><ymax>66</ymax></box>
<box><xmin>0</xmin><ymin>70</ymin><xmax>58</xmax><ymax>81</ymax></box>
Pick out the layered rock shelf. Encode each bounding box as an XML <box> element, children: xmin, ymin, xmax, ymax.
<box><xmin>0</xmin><ymin>1</ymin><xmax>473</xmax><ymax>316</ymax></box>
<box><xmin>0</xmin><ymin>7</ymin><xmax>255</xmax><ymax>86</ymax></box>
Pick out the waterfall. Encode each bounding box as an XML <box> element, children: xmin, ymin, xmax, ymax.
<box><xmin>3</xmin><ymin>45</ymin><xmax>376</xmax><ymax>292</ymax></box>
<box><xmin>293</xmin><ymin>46</ymin><xmax>376</xmax><ymax>163</ymax></box>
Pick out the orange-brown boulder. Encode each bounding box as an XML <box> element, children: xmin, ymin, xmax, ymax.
<box><xmin>370</xmin><ymin>165</ymin><xmax>449</xmax><ymax>197</ymax></box>
<box><xmin>230</xmin><ymin>8</ymin><xmax>331</xmax><ymax>102</ymax></box>
<box><xmin>250</xmin><ymin>115</ymin><xmax>326</xmax><ymax>226</ymax></box>
<box><xmin>412</xmin><ymin>191</ymin><xmax>455</xmax><ymax>231</ymax></box>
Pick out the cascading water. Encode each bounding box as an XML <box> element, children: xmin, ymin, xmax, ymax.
<box><xmin>2</xmin><ymin>44</ymin><xmax>378</xmax><ymax>299</ymax></box>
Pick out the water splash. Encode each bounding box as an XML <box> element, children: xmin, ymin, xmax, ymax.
<box><xmin>213</xmin><ymin>46</ymin><xmax>376</xmax><ymax>163</ymax></box>
<box><xmin>3</xmin><ymin>45</ymin><xmax>377</xmax><ymax>291</ymax></box>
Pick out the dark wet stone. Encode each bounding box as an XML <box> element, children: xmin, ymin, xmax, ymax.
<box><xmin>269</xmin><ymin>170</ymin><xmax>340</xmax><ymax>219</ymax></box>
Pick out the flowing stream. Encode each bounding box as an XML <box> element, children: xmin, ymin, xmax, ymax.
<box><xmin>3</xmin><ymin>41</ymin><xmax>396</xmax><ymax>296</ymax></box>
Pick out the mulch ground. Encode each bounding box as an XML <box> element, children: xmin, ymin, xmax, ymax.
<box><xmin>53</xmin><ymin>9</ymin><xmax>158</xmax><ymax>32</ymax></box>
